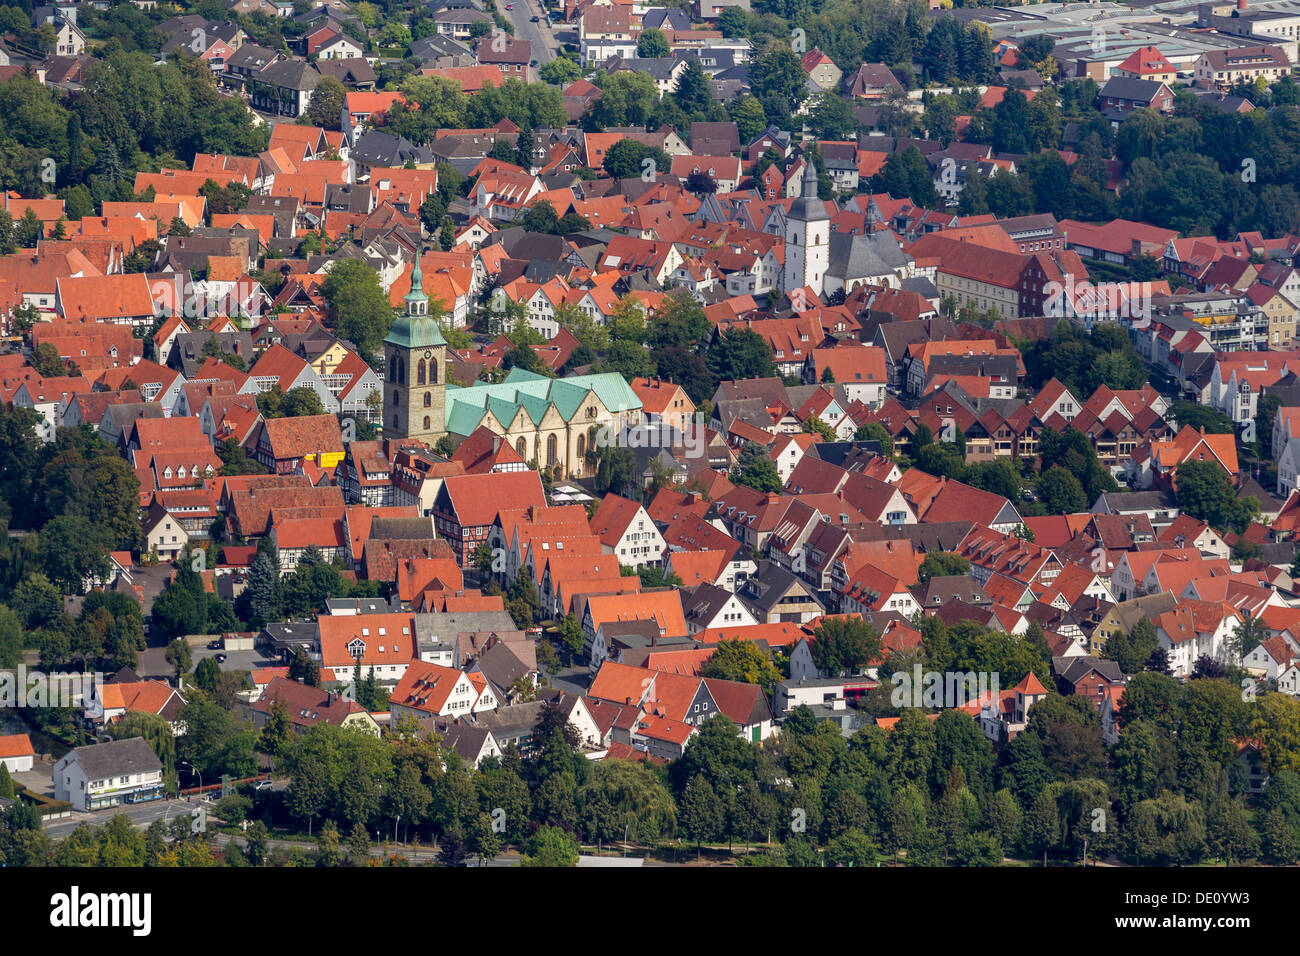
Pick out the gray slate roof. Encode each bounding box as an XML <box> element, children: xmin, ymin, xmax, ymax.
<box><xmin>71</xmin><ymin>737</ymin><xmax>162</xmax><ymax>779</ymax></box>
<box><xmin>826</xmin><ymin>229</ymin><xmax>912</xmax><ymax>283</ymax></box>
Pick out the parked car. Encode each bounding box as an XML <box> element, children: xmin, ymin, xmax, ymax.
<box><xmin>530</xmin><ymin>14</ymin><xmax>539</xmax><ymax>20</ymax></box>
<box><xmin>207</xmin><ymin>640</ymin><xmax>222</xmax><ymax>650</ymax></box>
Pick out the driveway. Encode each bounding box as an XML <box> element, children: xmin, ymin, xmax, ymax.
<box><xmin>12</xmin><ymin>761</ymin><xmax>55</xmax><ymax>798</ymax></box>
<box><xmin>134</xmin><ymin>563</ymin><xmax>180</xmax><ymax>625</ymax></box>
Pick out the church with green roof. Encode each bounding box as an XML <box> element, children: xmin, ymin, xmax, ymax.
<box><xmin>443</xmin><ymin>367</ymin><xmax>644</xmax><ymax>478</ymax></box>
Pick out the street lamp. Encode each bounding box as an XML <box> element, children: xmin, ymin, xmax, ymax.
<box><xmin>178</xmin><ymin>761</ymin><xmax>202</xmax><ymax>797</ymax></box>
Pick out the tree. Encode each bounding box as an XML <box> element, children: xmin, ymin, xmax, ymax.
<box><xmin>217</xmin><ymin>436</ymin><xmax>265</xmax><ymax>476</ymax></box>
<box><xmin>347</xmin><ymin>821</ymin><xmax>371</xmax><ymax>865</ymax></box>
<box><xmin>872</xmin><ymin>146</ymin><xmax>939</xmax><ymax>207</ymax></box>
<box><xmin>1175</xmin><ymin>459</ymin><xmax>1254</xmax><ymax>534</ymax></box>
<box><xmin>826</xmin><ymin>828</ymin><xmax>878</xmax><ymax>867</ymax></box>
<box><xmin>811</xmin><ymin>616</ymin><xmax>882</xmax><ymax>677</ymax></box>
<box><xmin>38</xmin><ymin>515</ymin><xmax>111</xmax><ymax>593</ymax></box>
<box><xmin>152</xmin><ymin>575</ymin><xmax>207</xmax><ymax>641</ymax></box>
<box><xmin>729</xmin><ymin>449</ymin><xmax>781</xmax><ymax>493</ymax></box>
<box><xmin>1123</xmin><ymin>792</ymin><xmax>1206</xmax><ymax>865</ymax></box>
<box><xmin>1206</xmin><ymin>797</ymin><xmax>1258</xmax><ymax>865</ymax></box>
<box><xmin>466</xmin><ymin>811</ymin><xmax>502</xmax><ymax>864</ymax></box>
<box><xmin>707</xmin><ymin>327</ymin><xmax>776</xmax><ymax>382</ymax></box>
<box><xmin>553</xmin><ymin>612</ymin><xmax>585</xmax><ymax>662</ymax></box>
<box><xmin>321</xmin><ymin>259</ymin><xmax>395</xmax><ymax>359</ymax></box>
<box><xmin>1260</xmin><ymin>807</ymin><xmax>1299</xmax><ymax>864</ymax></box>
<box><xmin>917</xmin><ymin>551</ymin><xmax>971</xmax><ymax>582</ymax></box>
<box><xmin>636</xmin><ymin>27</ymin><xmax>670</xmax><ymax>58</ymax></box>
<box><xmin>539</xmin><ymin>58</ymin><xmax>580</xmax><ymax>86</ymax></box>
<box><xmin>1036</xmin><ymin>425</ymin><xmax>1116</xmax><ymax>504</ymax></box>
<box><xmin>915</xmin><ymin>441</ymin><xmax>965</xmax><ymax>481</ymax></box>
<box><xmin>809</xmin><ymin>91</ymin><xmax>859</xmax><ymax>142</ymax></box>
<box><xmin>305</xmin><ymin>75</ymin><xmax>346</xmax><ymax>130</ymax></box>
<box><xmin>602</xmin><ymin>139</ymin><xmax>671</xmax><ymax>181</ymax></box>
<box><xmin>241</xmin><ymin>549</ymin><xmax>283</xmax><ymax>630</ymax></box>
<box><xmin>594</xmin><ymin>445</ymin><xmax>636</xmax><ymax>498</ymax></box>
<box><xmin>489</xmin><ymin>137</ymin><xmax>516</xmax><ymax>163</ymax></box>
<box><xmin>258</xmin><ymin>698</ymin><xmax>292</xmax><ymax>759</ymax></box>
<box><xmin>1250</xmin><ymin>692</ymin><xmax>1300</xmax><ymax>777</ymax></box>
<box><xmin>684</xmin><ymin>170</ymin><xmax>717</xmax><ymax>196</ymax></box>
<box><xmin>802</xmin><ymin>416</ymin><xmax>835</xmax><ymax>442</ymax></box>
<box><xmin>520</xmin><ymin>199</ymin><xmax>559</xmax><ymax>235</ymax></box>
<box><xmin>578</xmin><ymin>759</ymin><xmax>677</xmax><ymax>845</ymax></box>
<box><xmin>1023</xmin><ymin>789</ymin><xmax>1059</xmax><ymax>865</ymax></box>
<box><xmin>314</xmin><ymin>819</ymin><xmax>344</xmax><ymax>866</ymax></box>
<box><xmin>1167</xmin><ymin>400</ymin><xmax>1234</xmax><ymax>434</ymax></box>
<box><xmin>678</xmin><ymin>773</ymin><xmax>724</xmax><ymax>853</ymax></box>
<box><xmin>520</xmin><ymin>825</ymin><xmax>579</xmax><ymax>867</ymax></box>
<box><xmin>1037</xmin><ymin>465</ymin><xmax>1087</xmax><ymax>515</ymax></box>
<box><xmin>700</xmin><ymin>639</ymin><xmax>783</xmax><ymax>692</ymax></box>
<box><xmin>1228</xmin><ymin>614</ymin><xmax>1267</xmax><ymax>662</ymax></box>
<box><xmin>31</xmin><ymin>342</ymin><xmax>65</xmax><ymax>377</ymax></box>
<box><xmin>278</xmin><ymin>642</ymin><xmax>316</xmax><ymax>688</ymax></box>
<box><xmin>0</xmin><ymin>605</ymin><xmax>21</xmax><ymax>670</ymax></box>
<box><xmin>1104</xmin><ymin>616</ymin><xmax>1160</xmax><ymax>675</ymax></box>
<box><xmin>727</xmin><ymin>95</ymin><xmax>766</xmax><ymax>143</ymax></box>
<box><xmin>749</xmin><ymin>44</ymin><xmax>806</xmax><ymax>120</ymax></box>
<box><xmin>588</xmin><ymin>71</ymin><xmax>658</xmax><ymax>129</ymax></box>
<box><xmin>933</xmin><ymin>710</ymin><xmax>995</xmax><ymax>794</ymax></box>
<box><xmin>673</xmin><ymin>58</ymin><xmax>714</xmax><ymax>117</ymax></box>
<box><xmin>854</xmin><ymin>421</ymin><xmax>894</xmax><ymax>457</ymax></box>
<box><xmin>165</xmin><ymin>638</ymin><xmax>192</xmax><ymax>678</ymax></box>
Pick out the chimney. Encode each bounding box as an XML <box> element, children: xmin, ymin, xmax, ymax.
<box><xmin>1238</xmin><ymin>0</ymin><xmax>1246</xmax><ymax>9</ymax></box>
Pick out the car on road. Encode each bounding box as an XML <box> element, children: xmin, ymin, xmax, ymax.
<box><xmin>254</xmin><ymin>780</ymin><xmax>273</xmax><ymax>791</ymax></box>
<box><xmin>530</xmin><ymin>59</ymin><xmax>538</xmax><ymax>66</ymax></box>
<box><xmin>530</xmin><ymin>14</ymin><xmax>539</xmax><ymax>20</ymax></box>
<box><xmin>216</xmin><ymin>653</ymin><xmax>227</xmax><ymax>663</ymax></box>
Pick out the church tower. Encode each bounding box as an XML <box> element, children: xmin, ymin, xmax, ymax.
<box><xmin>783</xmin><ymin>159</ymin><xmax>830</xmax><ymax>299</ymax></box>
<box><xmin>382</xmin><ymin>254</ymin><xmax>447</xmax><ymax>446</ymax></box>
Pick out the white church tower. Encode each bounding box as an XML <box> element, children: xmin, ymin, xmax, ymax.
<box><xmin>783</xmin><ymin>159</ymin><xmax>830</xmax><ymax>299</ymax></box>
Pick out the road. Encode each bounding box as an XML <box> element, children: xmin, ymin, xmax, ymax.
<box><xmin>43</xmin><ymin>797</ymin><xmax>208</xmax><ymax>839</ymax></box>
<box><xmin>213</xmin><ymin>832</ymin><xmax>525</xmax><ymax>866</ymax></box>
<box><xmin>504</xmin><ymin>0</ymin><xmax>561</xmax><ymax>67</ymax></box>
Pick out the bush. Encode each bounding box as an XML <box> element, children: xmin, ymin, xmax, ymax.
<box><xmin>214</xmin><ymin>794</ymin><xmax>252</xmax><ymax>825</ymax></box>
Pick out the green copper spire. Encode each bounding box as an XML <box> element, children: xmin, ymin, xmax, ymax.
<box><xmin>405</xmin><ymin>254</ymin><xmax>428</xmax><ymax>309</ymax></box>
<box><xmin>384</xmin><ymin>253</ymin><xmax>445</xmax><ymax>349</ymax></box>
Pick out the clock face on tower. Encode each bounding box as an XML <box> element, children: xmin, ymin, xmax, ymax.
<box><xmin>424</xmin><ymin>350</ymin><xmax>432</xmax><ymax>358</ymax></box>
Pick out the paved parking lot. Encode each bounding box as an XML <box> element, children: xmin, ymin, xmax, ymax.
<box><xmin>191</xmin><ymin>646</ymin><xmax>281</xmax><ymax>674</ymax></box>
